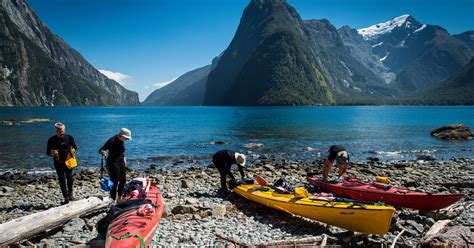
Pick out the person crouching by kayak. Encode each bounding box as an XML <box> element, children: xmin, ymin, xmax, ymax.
<box><xmin>46</xmin><ymin>122</ymin><xmax>77</xmax><ymax>205</ymax></box>
<box><xmin>99</xmin><ymin>128</ymin><xmax>132</xmax><ymax>201</ymax></box>
<box><xmin>322</xmin><ymin>145</ymin><xmax>350</xmax><ymax>182</ymax></box>
<box><xmin>212</xmin><ymin>150</ymin><xmax>246</xmax><ymax>195</ymax></box>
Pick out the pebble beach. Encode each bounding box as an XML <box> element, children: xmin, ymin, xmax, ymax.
<box><xmin>0</xmin><ymin>155</ymin><xmax>473</xmax><ymax>247</ymax></box>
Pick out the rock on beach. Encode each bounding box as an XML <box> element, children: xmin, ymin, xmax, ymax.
<box><xmin>0</xmin><ymin>156</ymin><xmax>472</xmax><ymax>247</ymax></box>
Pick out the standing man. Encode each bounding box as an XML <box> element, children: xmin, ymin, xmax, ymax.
<box><xmin>212</xmin><ymin>150</ymin><xmax>246</xmax><ymax>194</ymax></box>
<box><xmin>322</xmin><ymin>145</ymin><xmax>349</xmax><ymax>182</ymax></box>
<box><xmin>46</xmin><ymin>122</ymin><xmax>77</xmax><ymax>205</ymax></box>
<box><xmin>99</xmin><ymin>128</ymin><xmax>132</xmax><ymax>201</ymax></box>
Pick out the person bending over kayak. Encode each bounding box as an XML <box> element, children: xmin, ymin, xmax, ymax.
<box><xmin>99</xmin><ymin>128</ymin><xmax>132</xmax><ymax>201</ymax></box>
<box><xmin>46</xmin><ymin>122</ymin><xmax>77</xmax><ymax>205</ymax></box>
<box><xmin>322</xmin><ymin>145</ymin><xmax>349</xmax><ymax>182</ymax></box>
<box><xmin>212</xmin><ymin>150</ymin><xmax>246</xmax><ymax>194</ymax></box>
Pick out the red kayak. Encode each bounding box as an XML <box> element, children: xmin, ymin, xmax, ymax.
<box><xmin>307</xmin><ymin>177</ymin><xmax>464</xmax><ymax>211</ymax></box>
<box><xmin>105</xmin><ymin>181</ymin><xmax>164</xmax><ymax>248</ymax></box>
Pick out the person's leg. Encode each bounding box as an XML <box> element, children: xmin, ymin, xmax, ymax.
<box><xmin>117</xmin><ymin>165</ymin><xmax>127</xmax><ymax>199</ymax></box>
<box><xmin>54</xmin><ymin>162</ymin><xmax>68</xmax><ymax>202</ymax></box>
<box><xmin>215</xmin><ymin>164</ymin><xmax>227</xmax><ymax>190</ymax></box>
<box><xmin>65</xmin><ymin>167</ymin><xmax>74</xmax><ymax>200</ymax></box>
<box><xmin>107</xmin><ymin>163</ymin><xmax>119</xmax><ymax>200</ymax></box>
<box><xmin>337</xmin><ymin>163</ymin><xmax>348</xmax><ymax>180</ymax></box>
<box><xmin>322</xmin><ymin>159</ymin><xmax>332</xmax><ymax>181</ymax></box>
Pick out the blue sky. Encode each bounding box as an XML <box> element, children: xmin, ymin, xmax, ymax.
<box><xmin>27</xmin><ymin>0</ymin><xmax>474</xmax><ymax>101</ymax></box>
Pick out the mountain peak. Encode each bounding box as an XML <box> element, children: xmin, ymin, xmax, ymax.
<box><xmin>357</xmin><ymin>14</ymin><xmax>420</xmax><ymax>40</ymax></box>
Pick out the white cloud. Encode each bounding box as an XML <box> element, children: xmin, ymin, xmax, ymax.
<box><xmin>99</xmin><ymin>69</ymin><xmax>131</xmax><ymax>85</ymax></box>
<box><xmin>153</xmin><ymin>77</ymin><xmax>178</xmax><ymax>89</ymax></box>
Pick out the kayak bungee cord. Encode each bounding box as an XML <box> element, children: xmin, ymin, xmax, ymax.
<box><xmin>108</xmin><ymin>229</ymin><xmax>146</xmax><ymax>248</ymax></box>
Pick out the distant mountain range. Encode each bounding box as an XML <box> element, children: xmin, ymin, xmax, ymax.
<box><xmin>146</xmin><ymin>0</ymin><xmax>473</xmax><ymax>106</ymax></box>
<box><xmin>1</xmin><ymin>0</ymin><xmax>471</xmax><ymax>106</ymax></box>
<box><xmin>0</xmin><ymin>0</ymin><xmax>139</xmax><ymax>106</ymax></box>
<box><xmin>403</xmin><ymin>58</ymin><xmax>474</xmax><ymax>104</ymax></box>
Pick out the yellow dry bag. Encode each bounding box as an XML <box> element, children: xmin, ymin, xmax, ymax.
<box><xmin>65</xmin><ymin>150</ymin><xmax>77</xmax><ymax>169</ymax></box>
<box><xmin>376</xmin><ymin>176</ymin><xmax>391</xmax><ymax>184</ymax></box>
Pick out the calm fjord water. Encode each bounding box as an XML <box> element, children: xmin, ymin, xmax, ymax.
<box><xmin>0</xmin><ymin>106</ymin><xmax>472</xmax><ymax>171</ymax></box>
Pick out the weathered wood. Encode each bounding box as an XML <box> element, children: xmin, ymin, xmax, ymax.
<box><xmin>0</xmin><ymin>197</ymin><xmax>111</xmax><ymax>246</ymax></box>
<box><xmin>216</xmin><ymin>233</ymin><xmax>324</xmax><ymax>247</ymax></box>
<box><xmin>254</xmin><ymin>237</ymin><xmax>323</xmax><ymax>247</ymax></box>
<box><xmin>390</xmin><ymin>229</ymin><xmax>405</xmax><ymax>248</ymax></box>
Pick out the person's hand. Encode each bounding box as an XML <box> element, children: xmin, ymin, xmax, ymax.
<box><xmin>51</xmin><ymin>150</ymin><xmax>59</xmax><ymax>157</ymax></box>
<box><xmin>100</xmin><ymin>150</ymin><xmax>106</xmax><ymax>157</ymax></box>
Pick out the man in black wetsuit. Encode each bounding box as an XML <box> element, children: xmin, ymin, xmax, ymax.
<box><xmin>322</xmin><ymin>145</ymin><xmax>350</xmax><ymax>182</ymax></box>
<box><xmin>99</xmin><ymin>128</ymin><xmax>132</xmax><ymax>201</ymax></box>
<box><xmin>212</xmin><ymin>150</ymin><xmax>246</xmax><ymax>194</ymax></box>
<box><xmin>46</xmin><ymin>122</ymin><xmax>77</xmax><ymax>204</ymax></box>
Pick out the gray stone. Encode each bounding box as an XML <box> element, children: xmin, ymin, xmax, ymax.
<box><xmin>185</xmin><ymin>198</ymin><xmax>198</xmax><ymax>205</ymax></box>
<box><xmin>431</xmin><ymin>124</ymin><xmax>474</xmax><ymax>140</ymax></box>
<box><xmin>303</xmin><ymin>147</ymin><xmax>315</xmax><ymax>152</ymax></box>
<box><xmin>2</xmin><ymin>186</ymin><xmax>14</xmax><ymax>193</ymax></box>
<box><xmin>162</xmin><ymin>204</ymin><xmax>172</xmax><ymax>218</ymax></box>
<box><xmin>406</xmin><ymin>220</ymin><xmax>424</xmax><ymax>233</ymax></box>
<box><xmin>212</xmin><ymin>204</ymin><xmax>226</xmax><ymax>219</ymax></box>
<box><xmin>263</xmin><ymin>164</ymin><xmax>275</xmax><ymax>172</ymax></box>
<box><xmin>24</xmin><ymin>184</ymin><xmax>36</xmax><ymax>194</ymax></box>
<box><xmin>1</xmin><ymin>199</ymin><xmax>13</xmax><ymax>209</ymax></box>
<box><xmin>211</xmin><ymin>141</ymin><xmax>228</xmax><ymax>145</ymax></box>
<box><xmin>63</xmin><ymin>218</ymin><xmax>85</xmax><ymax>232</ymax></box>
<box><xmin>71</xmin><ymin>245</ymin><xmax>87</xmax><ymax>248</ymax></box>
<box><xmin>41</xmin><ymin>239</ymin><xmax>55</xmax><ymax>248</ymax></box>
<box><xmin>424</xmin><ymin>217</ymin><xmax>436</xmax><ymax>226</ymax></box>
<box><xmin>181</xmin><ymin>179</ymin><xmax>194</xmax><ymax>188</ymax></box>
<box><xmin>171</xmin><ymin>205</ymin><xmax>198</xmax><ymax>215</ymax></box>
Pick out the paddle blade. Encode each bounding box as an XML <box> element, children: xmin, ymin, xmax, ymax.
<box><xmin>255</xmin><ymin>175</ymin><xmax>270</xmax><ymax>186</ymax></box>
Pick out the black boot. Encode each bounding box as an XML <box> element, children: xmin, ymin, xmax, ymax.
<box><xmin>217</xmin><ymin>188</ymin><xmax>230</xmax><ymax>197</ymax></box>
<box><xmin>68</xmin><ymin>192</ymin><xmax>75</xmax><ymax>202</ymax></box>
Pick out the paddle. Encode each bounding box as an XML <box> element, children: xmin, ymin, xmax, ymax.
<box><xmin>255</xmin><ymin>175</ymin><xmax>270</xmax><ymax>186</ymax></box>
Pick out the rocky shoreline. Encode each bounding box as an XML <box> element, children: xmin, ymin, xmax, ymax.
<box><xmin>0</xmin><ymin>156</ymin><xmax>473</xmax><ymax>247</ymax></box>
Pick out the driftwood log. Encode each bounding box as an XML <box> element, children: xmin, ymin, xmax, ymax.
<box><xmin>216</xmin><ymin>233</ymin><xmax>325</xmax><ymax>247</ymax></box>
<box><xmin>0</xmin><ymin>197</ymin><xmax>111</xmax><ymax>246</ymax></box>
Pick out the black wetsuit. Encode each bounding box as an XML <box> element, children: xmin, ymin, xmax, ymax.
<box><xmin>212</xmin><ymin>150</ymin><xmax>245</xmax><ymax>191</ymax></box>
<box><xmin>46</xmin><ymin>134</ymin><xmax>77</xmax><ymax>201</ymax></box>
<box><xmin>100</xmin><ymin>135</ymin><xmax>126</xmax><ymax>200</ymax></box>
<box><xmin>328</xmin><ymin>145</ymin><xmax>350</xmax><ymax>164</ymax></box>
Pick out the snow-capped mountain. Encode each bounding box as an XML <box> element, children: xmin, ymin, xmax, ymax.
<box><xmin>357</xmin><ymin>14</ymin><xmax>419</xmax><ymax>40</ymax></box>
<box><xmin>355</xmin><ymin>15</ymin><xmax>473</xmax><ymax>93</ymax></box>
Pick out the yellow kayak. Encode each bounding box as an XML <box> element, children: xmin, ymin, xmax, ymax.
<box><xmin>233</xmin><ymin>183</ymin><xmax>395</xmax><ymax>234</ymax></box>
